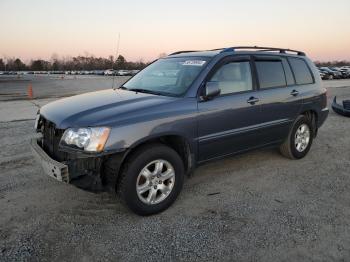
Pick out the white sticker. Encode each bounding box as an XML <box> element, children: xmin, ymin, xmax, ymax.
<box><xmin>181</xmin><ymin>60</ymin><xmax>206</xmax><ymax>66</ymax></box>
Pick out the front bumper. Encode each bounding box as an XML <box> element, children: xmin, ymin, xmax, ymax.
<box><xmin>30</xmin><ymin>138</ymin><xmax>70</xmax><ymax>182</ymax></box>
<box><xmin>30</xmin><ymin>137</ymin><xmax>108</xmax><ymax>191</ymax></box>
<box><xmin>332</xmin><ymin>97</ymin><xmax>350</xmax><ymax>117</ymax></box>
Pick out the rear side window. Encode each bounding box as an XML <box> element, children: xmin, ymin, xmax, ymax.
<box><xmin>255</xmin><ymin>60</ymin><xmax>286</xmax><ymax>89</ymax></box>
<box><xmin>288</xmin><ymin>58</ymin><xmax>314</xmax><ymax>85</ymax></box>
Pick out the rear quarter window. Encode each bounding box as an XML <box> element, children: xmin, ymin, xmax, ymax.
<box><xmin>255</xmin><ymin>60</ymin><xmax>286</xmax><ymax>89</ymax></box>
<box><xmin>288</xmin><ymin>57</ymin><xmax>314</xmax><ymax>85</ymax></box>
<box><xmin>281</xmin><ymin>58</ymin><xmax>295</xmax><ymax>86</ymax></box>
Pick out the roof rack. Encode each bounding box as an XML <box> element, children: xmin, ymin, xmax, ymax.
<box><xmin>169</xmin><ymin>50</ymin><xmax>200</xmax><ymax>55</ymax></box>
<box><xmin>219</xmin><ymin>46</ymin><xmax>306</xmax><ymax>56</ymax></box>
<box><xmin>168</xmin><ymin>46</ymin><xmax>306</xmax><ymax>57</ymax></box>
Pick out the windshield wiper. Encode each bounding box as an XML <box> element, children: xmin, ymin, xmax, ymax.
<box><xmin>119</xmin><ymin>87</ymin><xmax>178</xmax><ymax>97</ymax></box>
<box><xmin>127</xmin><ymin>88</ymin><xmax>164</xmax><ymax>96</ymax></box>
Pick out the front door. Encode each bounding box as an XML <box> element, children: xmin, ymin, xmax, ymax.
<box><xmin>197</xmin><ymin>57</ymin><xmax>264</xmax><ymax>162</ymax></box>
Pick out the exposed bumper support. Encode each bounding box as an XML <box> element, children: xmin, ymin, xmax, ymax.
<box><xmin>30</xmin><ymin>137</ymin><xmax>117</xmax><ymax>192</ymax></box>
<box><xmin>30</xmin><ymin>138</ymin><xmax>70</xmax><ymax>183</ymax></box>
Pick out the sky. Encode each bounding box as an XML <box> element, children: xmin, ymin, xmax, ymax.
<box><xmin>1</xmin><ymin>0</ymin><xmax>349</xmax><ymax>62</ymax></box>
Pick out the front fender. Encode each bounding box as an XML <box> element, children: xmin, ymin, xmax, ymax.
<box><xmin>104</xmin><ymin>112</ymin><xmax>197</xmax><ymax>153</ymax></box>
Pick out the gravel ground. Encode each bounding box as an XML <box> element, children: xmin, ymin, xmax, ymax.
<box><xmin>1</xmin><ymin>77</ymin><xmax>350</xmax><ymax>261</ymax></box>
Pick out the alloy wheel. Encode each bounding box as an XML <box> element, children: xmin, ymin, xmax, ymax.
<box><xmin>294</xmin><ymin>124</ymin><xmax>310</xmax><ymax>152</ymax></box>
<box><xmin>136</xmin><ymin>159</ymin><xmax>175</xmax><ymax>205</ymax></box>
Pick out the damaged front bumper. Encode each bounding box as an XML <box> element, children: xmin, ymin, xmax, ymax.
<box><xmin>30</xmin><ymin>138</ymin><xmax>70</xmax><ymax>182</ymax></box>
<box><xmin>332</xmin><ymin>97</ymin><xmax>350</xmax><ymax>117</ymax></box>
<box><xmin>30</xmin><ymin>137</ymin><xmax>112</xmax><ymax>192</ymax></box>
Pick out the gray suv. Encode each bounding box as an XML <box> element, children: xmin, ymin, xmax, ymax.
<box><xmin>31</xmin><ymin>46</ymin><xmax>329</xmax><ymax>215</ymax></box>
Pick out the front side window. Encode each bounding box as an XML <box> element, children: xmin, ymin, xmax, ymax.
<box><xmin>255</xmin><ymin>60</ymin><xmax>286</xmax><ymax>89</ymax></box>
<box><xmin>122</xmin><ymin>57</ymin><xmax>209</xmax><ymax>96</ymax></box>
<box><xmin>209</xmin><ymin>61</ymin><xmax>253</xmax><ymax>95</ymax></box>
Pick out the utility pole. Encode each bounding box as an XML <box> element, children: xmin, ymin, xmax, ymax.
<box><xmin>112</xmin><ymin>33</ymin><xmax>121</xmax><ymax>89</ymax></box>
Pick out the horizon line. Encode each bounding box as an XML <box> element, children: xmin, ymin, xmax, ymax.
<box><xmin>1</xmin><ymin>54</ymin><xmax>350</xmax><ymax>64</ymax></box>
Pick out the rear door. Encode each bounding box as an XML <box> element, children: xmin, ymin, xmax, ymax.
<box><xmin>253</xmin><ymin>56</ymin><xmax>302</xmax><ymax>143</ymax></box>
<box><xmin>197</xmin><ymin>56</ymin><xmax>265</xmax><ymax>162</ymax></box>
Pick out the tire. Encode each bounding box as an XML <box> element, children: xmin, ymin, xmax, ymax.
<box><xmin>279</xmin><ymin>115</ymin><xmax>313</xmax><ymax>159</ymax></box>
<box><xmin>117</xmin><ymin>143</ymin><xmax>185</xmax><ymax>216</ymax></box>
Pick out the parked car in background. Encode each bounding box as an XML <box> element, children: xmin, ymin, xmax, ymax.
<box><xmin>318</xmin><ymin>70</ymin><xmax>326</xmax><ymax>80</ymax></box>
<box><xmin>18</xmin><ymin>71</ymin><xmax>30</xmax><ymax>75</ymax></box>
<box><xmin>329</xmin><ymin>67</ymin><xmax>346</xmax><ymax>79</ymax></box>
<box><xmin>339</xmin><ymin>67</ymin><xmax>350</xmax><ymax>78</ymax></box>
<box><xmin>104</xmin><ymin>69</ymin><xmax>116</xmax><ymax>76</ymax></box>
<box><xmin>117</xmin><ymin>69</ymin><xmax>132</xmax><ymax>76</ymax></box>
<box><xmin>320</xmin><ymin>67</ymin><xmax>342</xmax><ymax>79</ymax></box>
<box><xmin>93</xmin><ymin>70</ymin><xmax>105</xmax><ymax>76</ymax></box>
<box><xmin>318</xmin><ymin>68</ymin><xmax>333</xmax><ymax>80</ymax></box>
<box><xmin>131</xmin><ymin>70</ymin><xmax>140</xmax><ymax>76</ymax></box>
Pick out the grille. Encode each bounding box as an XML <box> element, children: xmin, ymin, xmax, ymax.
<box><xmin>41</xmin><ymin>118</ymin><xmax>66</xmax><ymax>161</ymax></box>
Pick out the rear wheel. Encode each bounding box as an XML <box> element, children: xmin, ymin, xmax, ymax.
<box><xmin>280</xmin><ymin>115</ymin><xmax>313</xmax><ymax>159</ymax></box>
<box><xmin>117</xmin><ymin>144</ymin><xmax>185</xmax><ymax>215</ymax></box>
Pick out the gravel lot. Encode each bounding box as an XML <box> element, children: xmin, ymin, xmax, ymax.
<box><xmin>1</xmin><ymin>76</ymin><xmax>350</xmax><ymax>261</ymax></box>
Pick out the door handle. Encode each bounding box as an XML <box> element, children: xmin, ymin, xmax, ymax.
<box><xmin>290</xmin><ymin>90</ymin><xmax>299</xmax><ymax>96</ymax></box>
<box><xmin>247</xmin><ymin>96</ymin><xmax>259</xmax><ymax>105</ymax></box>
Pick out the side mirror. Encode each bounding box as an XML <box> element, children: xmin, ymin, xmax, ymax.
<box><xmin>202</xmin><ymin>81</ymin><xmax>220</xmax><ymax>100</ymax></box>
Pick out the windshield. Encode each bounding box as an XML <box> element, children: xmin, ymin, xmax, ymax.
<box><xmin>122</xmin><ymin>57</ymin><xmax>210</xmax><ymax>96</ymax></box>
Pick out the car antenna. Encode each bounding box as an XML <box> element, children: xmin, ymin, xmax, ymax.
<box><xmin>112</xmin><ymin>33</ymin><xmax>121</xmax><ymax>90</ymax></box>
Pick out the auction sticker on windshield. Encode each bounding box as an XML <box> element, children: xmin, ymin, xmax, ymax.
<box><xmin>181</xmin><ymin>60</ymin><xmax>206</xmax><ymax>66</ymax></box>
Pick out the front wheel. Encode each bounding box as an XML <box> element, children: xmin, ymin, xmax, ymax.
<box><xmin>280</xmin><ymin>115</ymin><xmax>313</xmax><ymax>159</ymax></box>
<box><xmin>117</xmin><ymin>144</ymin><xmax>185</xmax><ymax>216</ymax></box>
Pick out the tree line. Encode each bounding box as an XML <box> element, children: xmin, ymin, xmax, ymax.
<box><xmin>0</xmin><ymin>55</ymin><xmax>149</xmax><ymax>71</ymax></box>
<box><xmin>314</xmin><ymin>61</ymin><xmax>350</xmax><ymax>67</ymax></box>
<box><xmin>0</xmin><ymin>55</ymin><xmax>349</xmax><ymax>72</ymax></box>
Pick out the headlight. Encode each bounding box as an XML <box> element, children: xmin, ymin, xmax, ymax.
<box><xmin>60</xmin><ymin>127</ymin><xmax>110</xmax><ymax>152</ymax></box>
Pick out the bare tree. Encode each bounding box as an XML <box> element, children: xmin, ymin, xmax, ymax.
<box><xmin>0</xmin><ymin>59</ymin><xmax>5</xmax><ymax>71</ymax></box>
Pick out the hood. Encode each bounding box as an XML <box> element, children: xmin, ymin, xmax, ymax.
<box><xmin>40</xmin><ymin>89</ymin><xmax>177</xmax><ymax>129</ymax></box>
